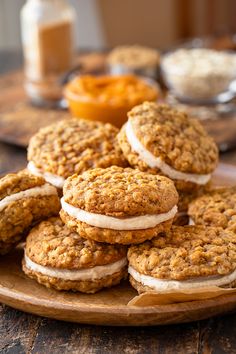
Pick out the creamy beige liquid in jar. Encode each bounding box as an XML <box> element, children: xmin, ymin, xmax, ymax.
<box><xmin>21</xmin><ymin>0</ymin><xmax>76</xmax><ymax>106</ymax></box>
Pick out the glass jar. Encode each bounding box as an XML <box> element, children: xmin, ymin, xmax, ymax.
<box><xmin>20</xmin><ymin>0</ymin><xmax>76</xmax><ymax>106</ymax></box>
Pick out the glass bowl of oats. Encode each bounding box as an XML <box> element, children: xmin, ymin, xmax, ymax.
<box><xmin>161</xmin><ymin>48</ymin><xmax>236</xmax><ymax>104</ymax></box>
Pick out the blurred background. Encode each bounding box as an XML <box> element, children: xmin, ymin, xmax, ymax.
<box><xmin>1</xmin><ymin>0</ymin><xmax>236</xmax><ymax>154</ymax></box>
<box><xmin>1</xmin><ymin>0</ymin><xmax>236</xmax><ymax>51</ymax></box>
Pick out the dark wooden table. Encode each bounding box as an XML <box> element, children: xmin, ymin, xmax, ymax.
<box><xmin>1</xmin><ymin>52</ymin><xmax>236</xmax><ymax>354</ymax></box>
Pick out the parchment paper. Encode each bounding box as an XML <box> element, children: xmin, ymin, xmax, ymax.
<box><xmin>128</xmin><ymin>286</ymin><xmax>236</xmax><ymax>307</ymax></box>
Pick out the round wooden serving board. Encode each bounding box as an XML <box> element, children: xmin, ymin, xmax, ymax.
<box><xmin>0</xmin><ymin>163</ymin><xmax>236</xmax><ymax>326</ymax></box>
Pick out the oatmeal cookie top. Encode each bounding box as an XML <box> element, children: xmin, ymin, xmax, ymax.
<box><xmin>28</xmin><ymin>118</ymin><xmax>127</xmax><ymax>178</ymax></box>
<box><xmin>63</xmin><ymin>166</ymin><xmax>178</xmax><ymax>217</ymax></box>
<box><xmin>128</xmin><ymin>225</ymin><xmax>236</xmax><ymax>280</ymax></box>
<box><xmin>124</xmin><ymin>102</ymin><xmax>218</xmax><ymax>174</ymax></box>
<box><xmin>188</xmin><ymin>187</ymin><xmax>236</xmax><ymax>232</ymax></box>
<box><xmin>0</xmin><ymin>170</ymin><xmax>46</xmax><ymax>201</ymax></box>
<box><xmin>25</xmin><ymin>217</ymin><xmax>127</xmax><ymax>269</ymax></box>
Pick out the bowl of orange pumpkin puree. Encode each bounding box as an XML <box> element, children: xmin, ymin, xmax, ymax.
<box><xmin>64</xmin><ymin>74</ymin><xmax>159</xmax><ymax>127</ymax></box>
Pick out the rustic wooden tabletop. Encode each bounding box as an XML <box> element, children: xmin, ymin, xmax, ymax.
<box><xmin>1</xmin><ymin>51</ymin><xmax>236</xmax><ymax>354</ymax></box>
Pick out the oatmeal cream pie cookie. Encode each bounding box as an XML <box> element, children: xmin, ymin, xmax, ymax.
<box><xmin>128</xmin><ymin>225</ymin><xmax>236</xmax><ymax>294</ymax></box>
<box><xmin>60</xmin><ymin>166</ymin><xmax>179</xmax><ymax>244</ymax></box>
<box><xmin>118</xmin><ymin>102</ymin><xmax>218</xmax><ymax>192</ymax></box>
<box><xmin>23</xmin><ymin>217</ymin><xmax>127</xmax><ymax>293</ymax></box>
<box><xmin>188</xmin><ymin>186</ymin><xmax>236</xmax><ymax>231</ymax></box>
<box><xmin>0</xmin><ymin>171</ymin><xmax>60</xmax><ymax>255</ymax></box>
<box><xmin>27</xmin><ymin>118</ymin><xmax>127</xmax><ymax>189</ymax></box>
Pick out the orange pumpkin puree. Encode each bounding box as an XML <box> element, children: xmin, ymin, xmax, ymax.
<box><xmin>64</xmin><ymin>74</ymin><xmax>159</xmax><ymax>127</ymax></box>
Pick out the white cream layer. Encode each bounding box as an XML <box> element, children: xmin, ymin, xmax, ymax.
<box><xmin>25</xmin><ymin>255</ymin><xmax>127</xmax><ymax>281</ymax></box>
<box><xmin>125</xmin><ymin>120</ymin><xmax>211</xmax><ymax>185</ymax></box>
<box><xmin>0</xmin><ymin>183</ymin><xmax>57</xmax><ymax>212</ymax></box>
<box><xmin>27</xmin><ymin>161</ymin><xmax>65</xmax><ymax>189</ymax></box>
<box><xmin>128</xmin><ymin>266</ymin><xmax>236</xmax><ymax>291</ymax></box>
<box><xmin>61</xmin><ymin>197</ymin><xmax>177</xmax><ymax>230</ymax></box>
<box><xmin>188</xmin><ymin>218</ymin><xmax>195</xmax><ymax>225</ymax></box>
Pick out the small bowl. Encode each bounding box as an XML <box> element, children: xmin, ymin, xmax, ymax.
<box><xmin>107</xmin><ymin>45</ymin><xmax>160</xmax><ymax>80</ymax></box>
<box><xmin>64</xmin><ymin>74</ymin><xmax>160</xmax><ymax>127</ymax></box>
<box><xmin>161</xmin><ymin>49</ymin><xmax>236</xmax><ymax>105</ymax></box>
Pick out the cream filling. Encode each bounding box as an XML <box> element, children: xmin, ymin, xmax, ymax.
<box><xmin>0</xmin><ymin>183</ymin><xmax>57</xmax><ymax>212</ymax></box>
<box><xmin>27</xmin><ymin>161</ymin><xmax>65</xmax><ymax>189</ymax></box>
<box><xmin>128</xmin><ymin>266</ymin><xmax>236</xmax><ymax>291</ymax></box>
<box><xmin>125</xmin><ymin>120</ymin><xmax>211</xmax><ymax>185</ymax></box>
<box><xmin>61</xmin><ymin>197</ymin><xmax>177</xmax><ymax>230</ymax></box>
<box><xmin>25</xmin><ymin>254</ymin><xmax>127</xmax><ymax>281</ymax></box>
<box><xmin>188</xmin><ymin>218</ymin><xmax>195</xmax><ymax>225</ymax></box>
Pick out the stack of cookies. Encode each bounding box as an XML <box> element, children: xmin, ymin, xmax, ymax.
<box><xmin>0</xmin><ymin>171</ymin><xmax>60</xmax><ymax>255</ymax></box>
<box><xmin>3</xmin><ymin>101</ymin><xmax>235</xmax><ymax>297</ymax></box>
<box><xmin>23</xmin><ymin>165</ymin><xmax>179</xmax><ymax>293</ymax></box>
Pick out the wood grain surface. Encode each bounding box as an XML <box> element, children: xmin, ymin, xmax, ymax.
<box><xmin>0</xmin><ymin>101</ymin><xmax>71</xmax><ymax>147</ymax></box>
<box><xmin>2</xmin><ymin>306</ymin><xmax>236</xmax><ymax>354</ymax></box>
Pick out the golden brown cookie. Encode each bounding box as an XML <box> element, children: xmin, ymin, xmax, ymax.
<box><xmin>60</xmin><ymin>166</ymin><xmax>179</xmax><ymax>244</ymax></box>
<box><xmin>0</xmin><ymin>170</ymin><xmax>60</xmax><ymax>255</ymax></box>
<box><xmin>27</xmin><ymin>118</ymin><xmax>127</xmax><ymax>189</ymax></box>
<box><xmin>188</xmin><ymin>186</ymin><xmax>236</xmax><ymax>231</ymax></box>
<box><xmin>118</xmin><ymin>102</ymin><xmax>218</xmax><ymax>192</ymax></box>
<box><xmin>128</xmin><ymin>225</ymin><xmax>236</xmax><ymax>293</ymax></box>
<box><xmin>23</xmin><ymin>217</ymin><xmax>127</xmax><ymax>293</ymax></box>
